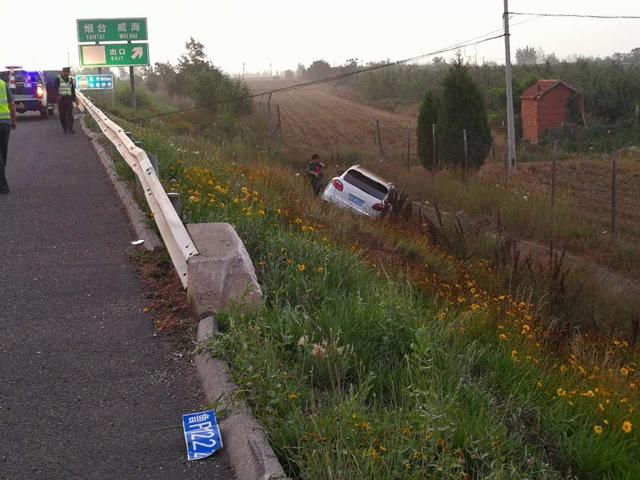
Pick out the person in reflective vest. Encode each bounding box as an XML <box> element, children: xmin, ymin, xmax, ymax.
<box><xmin>0</xmin><ymin>77</ymin><xmax>17</xmax><ymax>194</ymax></box>
<box><xmin>55</xmin><ymin>67</ymin><xmax>76</xmax><ymax>134</ymax></box>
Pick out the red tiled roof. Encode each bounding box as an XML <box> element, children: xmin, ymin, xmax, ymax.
<box><xmin>520</xmin><ymin>79</ymin><xmax>581</xmax><ymax>100</ymax></box>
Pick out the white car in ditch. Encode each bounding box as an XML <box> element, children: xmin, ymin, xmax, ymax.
<box><xmin>321</xmin><ymin>165</ymin><xmax>394</xmax><ymax>219</ymax></box>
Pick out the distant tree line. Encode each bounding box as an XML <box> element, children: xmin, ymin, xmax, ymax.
<box><xmin>340</xmin><ymin>47</ymin><xmax>640</xmax><ymax>125</ymax></box>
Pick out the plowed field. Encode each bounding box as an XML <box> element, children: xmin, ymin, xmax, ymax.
<box><xmin>484</xmin><ymin>155</ymin><xmax>640</xmax><ymax>243</ymax></box>
<box><xmin>247</xmin><ymin>78</ymin><xmax>640</xmax><ymax>269</ymax></box>
<box><xmin>247</xmin><ymin>79</ymin><xmax>416</xmax><ymax>163</ymax></box>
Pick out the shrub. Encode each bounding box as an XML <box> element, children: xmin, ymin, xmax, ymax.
<box><xmin>113</xmin><ymin>82</ymin><xmax>154</xmax><ymax>109</ymax></box>
<box><xmin>416</xmin><ymin>91</ymin><xmax>440</xmax><ymax>170</ymax></box>
<box><xmin>439</xmin><ymin>59</ymin><xmax>493</xmax><ymax>170</ymax></box>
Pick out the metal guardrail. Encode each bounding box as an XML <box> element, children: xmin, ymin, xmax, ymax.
<box><xmin>77</xmin><ymin>90</ymin><xmax>198</xmax><ymax>288</ymax></box>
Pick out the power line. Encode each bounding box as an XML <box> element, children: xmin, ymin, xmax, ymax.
<box><xmin>140</xmin><ymin>33</ymin><xmax>505</xmax><ymax>120</ymax></box>
<box><xmin>509</xmin><ymin>11</ymin><xmax>640</xmax><ymax>20</ymax></box>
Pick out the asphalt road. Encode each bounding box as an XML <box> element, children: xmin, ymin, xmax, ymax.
<box><xmin>0</xmin><ymin>113</ymin><xmax>233</xmax><ymax>479</ymax></box>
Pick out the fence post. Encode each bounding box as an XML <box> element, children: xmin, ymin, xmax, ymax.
<box><xmin>406</xmin><ymin>130</ymin><xmax>411</xmax><ymax>172</ymax></box>
<box><xmin>611</xmin><ymin>149</ymin><xmax>619</xmax><ymax>239</ymax></box>
<box><xmin>463</xmin><ymin>129</ymin><xmax>468</xmax><ymax>175</ymax></box>
<box><xmin>432</xmin><ymin>123</ymin><xmax>437</xmax><ymax>169</ymax></box>
<box><xmin>376</xmin><ymin>120</ymin><xmax>385</xmax><ymax>161</ymax></box>
<box><xmin>504</xmin><ymin>146</ymin><xmax>509</xmax><ymax>188</ymax></box>
<box><xmin>551</xmin><ymin>140</ymin><xmax>558</xmax><ymax>207</ymax></box>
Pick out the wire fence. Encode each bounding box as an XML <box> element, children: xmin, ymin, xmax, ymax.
<box><xmin>254</xmin><ymin>94</ymin><xmax>281</xmax><ymax>136</ymax></box>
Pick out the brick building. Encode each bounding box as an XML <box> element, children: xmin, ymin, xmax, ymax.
<box><xmin>520</xmin><ymin>80</ymin><xmax>585</xmax><ymax>143</ymax></box>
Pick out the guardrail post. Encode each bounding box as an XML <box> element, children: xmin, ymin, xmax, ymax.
<box><xmin>148</xmin><ymin>153</ymin><xmax>159</xmax><ymax>176</ymax></box>
<box><xmin>167</xmin><ymin>192</ymin><xmax>181</xmax><ymax>220</ymax></box>
<box><xmin>134</xmin><ymin>141</ymin><xmax>145</xmax><ymax>198</ymax></box>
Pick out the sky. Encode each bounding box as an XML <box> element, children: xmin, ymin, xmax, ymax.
<box><xmin>2</xmin><ymin>0</ymin><xmax>638</xmax><ymax>75</ymax></box>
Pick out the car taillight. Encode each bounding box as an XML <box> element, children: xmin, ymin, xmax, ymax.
<box><xmin>36</xmin><ymin>84</ymin><xmax>44</xmax><ymax>97</ymax></box>
<box><xmin>331</xmin><ymin>178</ymin><xmax>344</xmax><ymax>191</ymax></box>
<box><xmin>372</xmin><ymin>203</ymin><xmax>387</xmax><ymax>212</ymax></box>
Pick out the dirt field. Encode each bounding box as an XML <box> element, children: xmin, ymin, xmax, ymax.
<box><xmin>483</xmin><ymin>154</ymin><xmax>640</xmax><ymax>244</ymax></box>
<box><xmin>246</xmin><ymin>78</ymin><xmax>416</xmax><ymax>164</ymax></box>
<box><xmin>246</xmin><ymin>78</ymin><xmax>640</xmax><ymax>270</ymax></box>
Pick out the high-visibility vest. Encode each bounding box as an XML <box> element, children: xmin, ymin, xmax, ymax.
<box><xmin>58</xmin><ymin>76</ymin><xmax>73</xmax><ymax>96</ymax></box>
<box><xmin>0</xmin><ymin>79</ymin><xmax>10</xmax><ymax>121</ymax></box>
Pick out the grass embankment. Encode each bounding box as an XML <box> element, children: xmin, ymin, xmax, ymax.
<box><xmin>93</xmin><ymin>102</ymin><xmax>640</xmax><ymax>478</ymax></box>
<box><xmin>363</xmin><ymin>159</ymin><xmax>640</xmax><ymax>281</ymax></box>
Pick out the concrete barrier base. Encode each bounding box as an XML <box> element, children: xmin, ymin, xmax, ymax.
<box><xmin>187</xmin><ymin>223</ymin><xmax>263</xmax><ymax>317</ymax></box>
<box><xmin>196</xmin><ymin>317</ymin><xmax>288</xmax><ymax>480</ymax></box>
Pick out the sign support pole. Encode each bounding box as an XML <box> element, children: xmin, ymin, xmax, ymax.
<box><xmin>129</xmin><ymin>39</ymin><xmax>137</xmax><ymax>109</ymax></box>
<box><xmin>130</xmin><ymin>66</ymin><xmax>137</xmax><ymax>109</ymax></box>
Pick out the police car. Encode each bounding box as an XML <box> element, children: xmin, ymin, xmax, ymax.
<box><xmin>0</xmin><ymin>67</ymin><xmax>53</xmax><ymax>118</ymax></box>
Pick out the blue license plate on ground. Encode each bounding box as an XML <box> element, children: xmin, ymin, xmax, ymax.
<box><xmin>348</xmin><ymin>193</ymin><xmax>365</xmax><ymax>207</ymax></box>
<box><xmin>182</xmin><ymin>410</ymin><xmax>223</xmax><ymax>461</ymax></box>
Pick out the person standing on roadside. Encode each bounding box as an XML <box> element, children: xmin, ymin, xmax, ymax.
<box><xmin>0</xmin><ymin>75</ymin><xmax>17</xmax><ymax>194</ymax></box>
<box><xmin>306</xmin><ymin>153</ymin><xmax>326</xmax><ymax>197</ymax></box>
<box><xmin>55</xmin><ymin>67</ymin><xmax>76</xmax><ymax>134</ymax></box>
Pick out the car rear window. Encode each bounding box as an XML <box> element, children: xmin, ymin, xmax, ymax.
<box><xmin>343</xmin><ymin>170</ymin><xmax>388</xmax><ymax>200</ymax></box>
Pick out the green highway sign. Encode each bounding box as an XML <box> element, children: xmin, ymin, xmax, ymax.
<box><xmin>77</xmin><ymin>18</ymin><xmax>148</xmax><ymax>43</ymax></box>
<box><xmin>79</xmin><ymin>43</ymin><xmax>150</xmax><ymax>67</ymax></box>
<box><xmin>76</xmin><ymin>74</ymin><xmax>114</xmax><ymax>91</ymax></box>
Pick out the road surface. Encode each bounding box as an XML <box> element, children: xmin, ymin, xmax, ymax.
<box><xmin>0</xmin><ymin>113</ymin><xmax>233</xmax><ymax>479</ymax></box>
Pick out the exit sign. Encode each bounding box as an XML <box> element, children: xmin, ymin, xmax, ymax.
<box><xmin>79</xmin><ymin>43</ymin><xmax>150</xmax><ymax>67</ymax></box>
<box><xmin>77</xmin><ymin>18</ymin><xmax>148</xmax><ymax>43</ymax></box>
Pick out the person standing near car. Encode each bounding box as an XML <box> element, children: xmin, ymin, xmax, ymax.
<box><xmin>55</xmin><ymin>67</ymin><xmax>76</xmax><ymax>134</ymax></box>
<box><xmin>0</xmin><ymin>76</ymin><xmax>17</xmax><ymax>194</ymax></box>
<box><xmin>306</xmin><ymin>153</ymin><xmax>325</xmax><ymax>197</ymax></box>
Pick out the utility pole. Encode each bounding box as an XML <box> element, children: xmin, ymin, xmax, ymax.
<box><xmin>503</xmin><ymin>0</ymin><xmax>517</xmax><ymax>171</ymax></box>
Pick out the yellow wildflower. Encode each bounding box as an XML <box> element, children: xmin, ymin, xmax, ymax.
<box><xmin>593</xmin><ymin>425</ymin><xmax>603</xmax><ymax>435</ymax></box>
<box><xmin>556</xmin><ymin>388</ymin><xmax>567</xmax><ymax>397</ymax></box>
<box><xmin>622</xmin><ymin>421</ymin><xmax>633</xmax><ymax>433</ymax></box>
<box><xmin>297</xmin><ymin>264</ymin><xmax>306</xmax><ymax>272</ymax></box>
<box><xmin>288</xmin><ymin>392</ymin><xmax>299</xmax><ymax>400</ymax></box>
